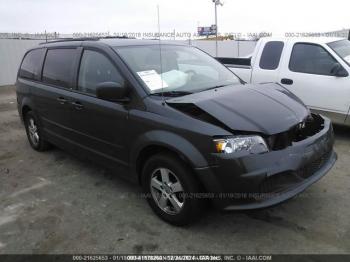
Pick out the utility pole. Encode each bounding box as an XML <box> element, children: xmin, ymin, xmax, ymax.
<box><xmin>212</xmin><ymin>0</ymin><xmax>223</xmax><ymax>57</ymax></box>
<box><xmin>214</xmin><ymin>1</ymin><xmax>218</xmax><ymax>56</ymax></box>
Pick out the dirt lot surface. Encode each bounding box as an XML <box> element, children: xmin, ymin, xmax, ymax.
<box><xmin>0</xmin><ymin>87</ymin><xmax>349</xmax><ymax>254</ymax></box>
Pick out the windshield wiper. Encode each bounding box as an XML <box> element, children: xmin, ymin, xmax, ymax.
<box><xmin>152</xmin><ymin>91</ymin><xmax>193</xmax><ymax>97</ymax></box>
<box><xmin>200</xmin><ymin>84</ymin><xmax>231</xmax><ymax>92</ymax></box>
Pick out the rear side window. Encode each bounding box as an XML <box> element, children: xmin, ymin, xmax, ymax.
<box><xmin>259</xmin><ymin>41</ymin><xmax>284</xmax><ymax>70</ymax></box>
<box><xmin>289</xmin><ymin>43</ymin><xmax>338</xmax><ymax>75</ymax></box>
<box><xmin>19</xmin><ymin>49</ymin><xmax>45</xmax><ymax>80</ymax></box>
<box><xmin>78</xmin><ymin>50</ymin><xmax>124</xmax><ymax>96</ymax></box>
<box><xmin>42</xmin><ymin>49</ymin><xmax>77</xmax><ymax>88</ymax></box>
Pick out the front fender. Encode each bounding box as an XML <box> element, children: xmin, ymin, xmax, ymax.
<box><xmin>130</xmin><ymin>130</ymin><xmax>209</xmax><ymax>178</ymax></box>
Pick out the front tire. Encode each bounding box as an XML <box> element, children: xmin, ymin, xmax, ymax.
<box><xmin>142</xmin><ymin>153</ymin><xmax>204</xmax><ymax>226</ymax></box>
<box><xmin>24</xmin><ymin>111</ymin><xmax>51</xmax><ymax>151</ymax></box>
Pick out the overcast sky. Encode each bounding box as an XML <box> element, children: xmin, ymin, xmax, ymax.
<box><xmin>0</xmin><ymin>0</ymin><xmax>348</xmax><ymax>36</ymax></box>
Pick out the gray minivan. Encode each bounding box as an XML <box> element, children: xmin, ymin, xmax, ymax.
<box><xmin>16</xmin><ymin>38</ymin><xmax>336</xmax><ymax>225</ymax></box>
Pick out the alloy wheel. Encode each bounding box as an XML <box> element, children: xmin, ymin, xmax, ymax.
<box><xmin>28</xmin><ymin>118</ymin><xmax>39</xmax><ymax>146</ymax></box>
<box><xmin>150</xmin><ymin>167</ymin><xmax>185</xmax><ymax>215</ymax></box>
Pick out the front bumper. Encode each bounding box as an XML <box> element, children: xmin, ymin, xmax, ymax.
<box><xmin>195</xmin><ymin>116</ymin><xmax>337</xmax><ymax>210</ymax></box>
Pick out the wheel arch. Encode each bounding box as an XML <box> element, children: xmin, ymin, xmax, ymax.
<box><xmin>21</xmin><ymin>105</ymin><xmax>32</xmax><ymax>121</ymax></box>
<box><xmin>20</xmin><ymin>97</ymin><xmax>36</xmax><ymax>122</ymax></box>
<box><xmin>130</xmin><ymin>130</ymin><xmax>209</xmax><ymax>185</ymax></box>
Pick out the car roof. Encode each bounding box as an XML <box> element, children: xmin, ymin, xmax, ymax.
<box><xmin>259</xmin><ymin>37</ymin><xmax>347</xmax><ymax>45</ymax></box>
<box><xmin>37</xmin><ymin>38</ymin><xmax>188</xmax><ymax>48</ymax></box>
<box><xmin>100</xmin><ymin>38</ymin><xmax>188</xmax><ymax>47</ymax></box>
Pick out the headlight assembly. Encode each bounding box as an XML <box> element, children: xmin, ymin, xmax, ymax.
<box><xmin>214</xmin><ymin>136</ymin><xmax>269</xmax><ymax>154</ymax></box>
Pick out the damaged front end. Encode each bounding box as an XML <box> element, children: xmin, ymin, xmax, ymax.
<box><xmin>266</xmin><ymin>113</ymin><xmax>326</xmax><ymax>151</ymax></box>
<box><xmin>165</xmin><ymin>84</ymin><xmax>336</xmax><ymax>210</ymax></box>
<box><xmin>253</xmin><ymin>114</ymin><xmax>335</xmax><ymax>200</ymax></box>
<box><xmin>188</xmin><ymin>111</ymin><xmax>336</xmax><ymax>210</ymax></box>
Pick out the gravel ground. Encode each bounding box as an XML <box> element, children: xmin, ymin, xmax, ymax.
<box><xmin>0</xmin><ymin>86</ymin><xmax>349</xmax><ymax>254</ymax></box>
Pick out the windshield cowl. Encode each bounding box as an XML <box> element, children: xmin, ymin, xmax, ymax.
<box><xmin>151</xmin><ymin>90</ymin><xmax>193</xmax><ymax>97</ymax></box>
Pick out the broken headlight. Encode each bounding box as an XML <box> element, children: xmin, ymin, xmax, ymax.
<box><xmin>214</xmin><ymin>136</ymin><xmax>269</xmax><ymax>154</ymax></box>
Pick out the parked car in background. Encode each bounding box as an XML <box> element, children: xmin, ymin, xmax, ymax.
<box><xmin>16</xmin><ymin>38</ymin><xmax>336</xmax><ymax>225</ymax></box>
<box><xmin>218</xmin><ymin>38</ymin><xmax>350</xmax><ymax>126</ymax></box>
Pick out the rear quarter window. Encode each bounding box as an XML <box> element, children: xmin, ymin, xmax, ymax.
<box><xmin>259</xmin><ymin>41</ymin><xmax>284</xmax><ymax>70</ymax></box>
<box><xmin>19</xmin><ymin>49</ymin><xmax>45</xmax><ymax>81</ymax></box>
<box><xmin>42</xmin><ymin>48</ymin><xmax>77</xmax><ymax>88</ymax></box>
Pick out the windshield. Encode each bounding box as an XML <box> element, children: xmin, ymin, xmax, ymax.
<box><xmin>114</xmin><ymin>45</ymin><xmax>241</xmax><ymax>95</ymax></box>
<box><xmin>328</xmin><ymin>39</ymin><xmax>350</xmax><ymax>66</ymax></box>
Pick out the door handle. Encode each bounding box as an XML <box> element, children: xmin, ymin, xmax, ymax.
<box><xmin>281</xmin><ymin>78</ymin><xmax>294</xmax><ymax>85</ymax></box>
<box><xmin>57</xmin><ymin>97</ymin><xmax>68</xmax><ymax>104</ymax></box>
<box><xmin>71</xmin><ymin>101</ymin><xmax>84</xmax><ymax>110</ymax></box>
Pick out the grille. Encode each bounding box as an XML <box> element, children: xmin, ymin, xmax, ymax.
<box><xmin>259</xmin><ymin>150</ymin><xmax>332</xmax><ymax>194</ymax></box>
<box><xmin>267</xmin><ymin>114</ymin><xmax>325</xmax><ymax>151</ymax></box>
<box><xmin>296</xmin><ymin>151</ymin><xmax>332</xmax><ymax>179</ymax></box>
<box><xmin>259</xmin><ymin>172</ymin><xmax>302</xmax><ymax>194</ymax></box>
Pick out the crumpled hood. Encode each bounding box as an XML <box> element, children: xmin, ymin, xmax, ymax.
<box><xmin>166</xmin><ymin>83</ymin><xmax>310</xmax><ymax>135</ymax></box>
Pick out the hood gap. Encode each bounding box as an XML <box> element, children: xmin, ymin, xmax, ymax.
<box><xmin>167</xmin><ymin>103</ymin><xmax>233</xmax><ymax>133</ymax></box>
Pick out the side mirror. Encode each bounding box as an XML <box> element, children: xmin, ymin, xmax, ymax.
<box><xmin>96</xmin><ymin>82</ymin><xmax>129</xmax><ymax>102</ymax></box>
<box><xmin>331</xmin><ymin>63</ymin><xmax>349</xmax><ymax>77</ymax></box>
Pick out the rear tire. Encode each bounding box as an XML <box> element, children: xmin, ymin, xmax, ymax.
<box><xmin>24</xmin><ymin>111</ymin><xmax>51</xmax><ymax>151</ymax></box>
<box><xmin>142</xmin><ymin>153</ymin><xmax>204</xmax><ymax>226</ymax></box>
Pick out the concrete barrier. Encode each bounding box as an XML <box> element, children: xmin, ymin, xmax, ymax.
<box><xmin>0</xmin><ymin>39</ymin><xmax>41</xmax><ymax>86</ymax></box>
<box><xmin>0</xmin><ymin>39</ymin><xmax>256</xmax><ymax>88</ymax></box>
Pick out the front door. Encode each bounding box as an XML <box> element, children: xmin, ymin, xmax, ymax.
<box><xmin>279</xmin><ymin>43</ymin><xmax>350</xmax><ymax>124</ymax></box>
<box><xmin>68</xmin><ymin>49</ymin><xmax>129</xmax><ymax>166</ymax></box>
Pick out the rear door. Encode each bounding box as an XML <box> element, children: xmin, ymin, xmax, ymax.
<box><xmin>251</xmin><ymin>41</ymin><xmax>284</xmax><ymax>83</ymax></box>
<box><xmin>32</xmin><ymin>47</ymin><xmax>80</xmax><ymax>140</ymax></box>
<box><xmin>279</xmin><ymin>42</ymin><xmax>350</xmax><ymax>124</ymax></box>
<box><xmin>68</xmin><ymin>48</ymin><xmax>129</xmax><ymax>166</ymax></box>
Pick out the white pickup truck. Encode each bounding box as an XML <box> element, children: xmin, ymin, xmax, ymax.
<box><xmin>218</xmin><ymin>37</ymin><xmax>350</xmax><ymax>126</ymax></box>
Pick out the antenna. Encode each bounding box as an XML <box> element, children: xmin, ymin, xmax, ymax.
<box><xmin>157</xmin><ymin>5</ymin><xmax>165</xmax><ymax>103</ymax></box>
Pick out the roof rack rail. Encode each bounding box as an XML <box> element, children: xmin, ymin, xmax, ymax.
<box><xmin>39</xmin><ymin>36</ymin><xmax>133</xmax><ymax>45</ymax></box>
